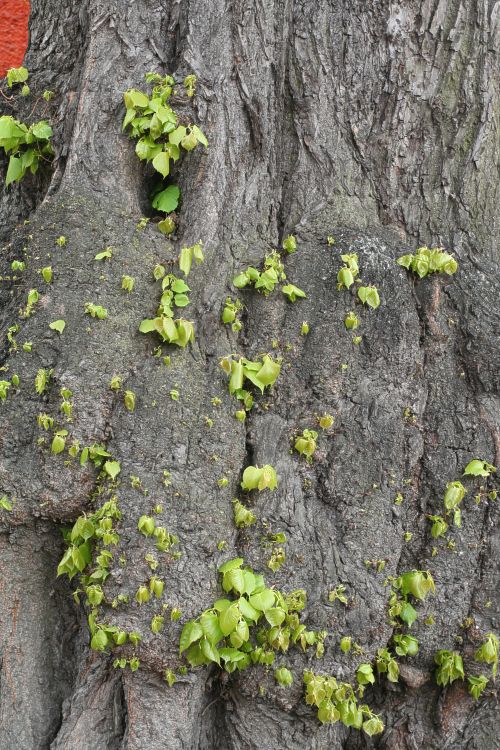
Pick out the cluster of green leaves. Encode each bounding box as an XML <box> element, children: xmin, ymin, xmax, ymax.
<box><xmin>337</xmin><ymin>253</ymin><xmax>380</xmax><ymax>312</ymax></box>
<box><xmin>337</xmin><ymin>254</ymin><xmax>360</xmax><ymax>290</ymax></box>
<box><xmin>388</xmin><ymin>570</ymin><xmax>435</xmax><ymax>628</ymax></box>
<box><xmin>428</xmin><ymin>459</ymin><xmax>496</xmax><ymax>541</ymax></box>
<box><xmin>19</xmin><ymin>288</ymin><xmax>39</xmax><ymax>318</ymax></box>
<box><xmin>88</xmin><ymin>612</ymin><xmax>141</xmax><ymax>654</ymax></box>
<box><xmin>0</xmin><ymin>375</ymin><xmax>19</xmax><ymax>401</ymax></box>
<box><xmin>294</xmin><ymin>429</ymin><xmax>318</xmax><ymax>461</ymax></box>
<box><xmin>139</xmin><ymin>312</ymin><xmax>194</xmax><ymax>347</ymax></box>
<box><xmin>267</xmin><ymin>545</ymin><xmax>286</xmax><ymax>572</ymax></box>
<box><xmin>433</xmin><ymin>632</ymin><xmax>498</xmax><ymax>699</ymax></box>
<box><xmin>434</xmin><ymin>649</ymin><xmax>464</xmax><ymax>686</ymax></box>
<box><xmin>222</xmin><ymin>297</ymin><xmax>243</xmax><ymax>332</ymax></box>
<box><xmin>303</xmin><ymin>671</ymin><xmax>384</xmax><ymax>736</ymax></box>
<box><xmin>179</xmin><ymin>558</ymin><xmax>322</xmax><ymax>672</ymax></box>
<box><xmin>123</xmin><ymin>73</ymin><xmax>207</xmax><ymax>220</ymax></box>
<box><xmin>233</xmin><ymin>251</ymin><xmax>285</xmax><ymax>294</ymax></box>
<box><xmin>57</xmin><ymin>497</ymin><xmax>145</xmax><ymax>658</ymax></box>
<box><xmin>328</xmin><ymin>585</ymin><xmax>348</xmax><ymax>605</ymax></box>
<box><xmin>157</xmin><ymin>271</ymin><xmax>192</xmax><ymax>312</ymax></box>
<box><xmin>6</xmin><ymin>66</ymin><xmax>29</xmax><ymax>88</ymax></box>
<box><xmin>85</xmin><ymin>302</ymin><xmax>108</xmax><ymax>319</ymax></box>
<box><xmin>374</xmin><ymin>648</ymin><xmax>399</xmax><ymax>683</ymax></box>
<box><xmin>241</xmin><ymin>464</ymin><xmax>278</xmax><ymax>492</ymax></box>
<box><xmin>357</xmin><ymin>286</ymin><xmax>380</xmax><ymax>309</ymax></box>
<box><xmin>179</xmin><ymin>242</ymin><xmax>204</xmax><ymax>276</ymax></box>
<box><xmin>232</xmin><ymin>498</ymin><xmax>256</xmax><ymax>528</ymax></box>
<box><xmin>139</xmin><ymin>251</ymin><xmax>202</xmax><ymax>347</ymax></box>
<box><xmin>233</xmin><ymin>249</ymin><xmax>305</xmax><ymax>301</ymax></box>
<box><xmin>393</xmin><ymin>634</ymin><xmax>419</xmax><ymax>657</ymax></box>
<box><xmin>0</xmin><ymin>115</ymin><xmax>53</xmax><ymax>186</ymax></box>
<box><xmin>397</xmin><ymin>246</ymin><xmax>458</xmax><ymax>278</ymax></box>
<box><xmin>57</xmin><ymin>498</ymin><xmax>121</xmax><ymax>582</ymax></box>
<box><xmin>137</xmin><ymin>514</ymin><xmax>179</xmax><ymax>553</ymax></box>
<box><xmin>230</xmin><ymin>465</ymin><xmax>278</xmax><ymax>530</ymax></box>
<box><xmin>220</xmin><ymin>354</ymin><xmax>281</xmax><ymax>410</ymax></box>
<box><xmin>262</xmin><ymin>532</ymin><xmax>287</xmax><ymax>573</ymax></box>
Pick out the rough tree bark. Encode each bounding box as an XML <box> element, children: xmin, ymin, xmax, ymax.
<box><xmin>0</xmin><ymin>1</ymin><xmax>499</xmax><ymax>749</ymax></box>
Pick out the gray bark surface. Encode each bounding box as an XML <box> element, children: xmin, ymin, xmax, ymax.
<box><xmin>0</xmin><ymin>1</ymin><xmax>499</xmax><ymax>748</ymax></box>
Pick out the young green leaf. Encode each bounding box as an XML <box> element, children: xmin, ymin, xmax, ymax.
<box><xmin>7</xmin><ymin>66</ymin><xmax>29</xmax><ymax>87</ymax></box>
<box><xmin>49</xmin><ymin>320</ymin><xmax>66</xmax><ymax>334</ymax></box>
<box><xmin>282</xmin><ymin>283</ymin><xmax>306</xmax><ymax>302</ymax></box>
<box><xmin>357</xmin><ymin>286</ymin><xmax>380</xmax><ymax>309</ymax></box>
<box><xmin>152</xmin><ymin>185</ymin><xmax>180</xmax><ymax>213</ymax></box>
<box><xmin>463</xmin><ymin>459</ymin><xmax>496</xmax><ymax>478</ymax></box>
<box><xmin>103</xmin><ymin>460</ymin><xmax>121</xmax><ymax>480</ymax></box>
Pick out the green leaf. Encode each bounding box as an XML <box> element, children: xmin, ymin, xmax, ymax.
<box><xmin>90</xmin><ymin>629</ymin><xmax>109</xmax><ymax>652</ymax></box>
<box><xmin>255</xmin><ymin>356</ymin><xmax>280</xmax><ymax>388</ymax></box>
<box><xmin>185</xmin><ymin>642</ymin><xmax>209</xmax><ymax>667</ymax></box>
<box><xmin>218</xmin><ymin>557</ymin><xmax>244</xmax><ymax>574</ymax></box>
<box><xmin>179</xmin><ymin>246</ymin><xmax>192</xmax><ymax>277</ymax></box>
<box><xmin>358</xmin><ymin>286</ymin><xmax>380</xmax><ymax>309</ymax></box>
<box><xmin>0</xmin><ymin>495</ymin><xmax>13</xmax><ymax>510</ymax></box>
<box><xmin>219</xmin><ymin>602</ymin><xmax>240</xmax><ymax>636</ymax></box>
<box><xmin>30</xmin><ymin>121</ymin><xmax>53</xmax><ymax>140</ymax></box>
<box><xmin>243</xmin><ymin>570</ymin><xmax>257</xmax><ymax>594</ymax></box>
<box><xmin>463</xmin><ymin>459</ymin><xmax>496</xmax><ymax>478</ymax></box>
<box><xmin>181</xmin><ymin>131</ymin><xmax>197</xmax><ymax>151</ymax></box>
<box><xmin>51</xmin><ymin>433</ymin><xmax>66</xmax><ymax>454</ymax></box>
<box><xmin>337</xmin><ymin>267</ymin><xmax>354</xmax><ymax>289</ymax></box>
<box><xmin>168</xmin><ymin>126</ymin><xmax>187</xmax><ymax>146</ymax></box>
<box><xmin>282</xmin><ymin>283</ymin><xmax>306</xmax><ymax>302</ymax></box>
<box><xmin>179</xmin><ymin>620</ymin><xmax>203</xmax><ymax>654</ymax></box>
<box><xmin>49</xmin><ymin>319</ymin><xmax>66</xmax><ymax>334</ymax></box>
<box><xmin>200</xmin><ymin>637</ymin><xmax>221</xmax><ymax>665</ymax></box>
<box><xmin>200</xmin><ymin>610</ymin><xmax>224</xmax><ymax>644</ymax></box>
<box><xmin>6</xmin><ymin>156</ymin><xmax>24</xmax><ymax>186</ymax></box>
<box><xmin>152</xmin><ymin>151</ymin><xmax>170</xmax><ymax>177</ymax></box>
<box><xmin>229</xmin><ymin>360</ymin><xmax>244</xmax><ymax>394</ymax></box>
<box><xmin>152</xmin><ymin>185</ymin><xmax>180</xmax><ymax>213</ymax></box>
<box><xmin>103</xmin><ymin>460</ymin><xmax>121</xmax><ymax>480</ymax></box>
<box><xmin>397</xmin><ymin>254</ymin><xmax>413</xmax><ymax>269</ymax></box>
<box><xmin>249</xmin><ymin>589</ymin><xmax>276</xmax><ymax>612</ymax></box>
<box><xmin>124</xmin><ymin>88</ymin><xmax>149</xmax><ymax>109</ymax></box>
<box><xmin>363</xmin><ymin>717</ymin><xmax>384</xmax><ymax>736</ymax></box>
<box><xmin>399</xmin><ymin>601</ymin><xmax>417</xmax><ymax>627</ymax></box>
<box><xmin>139</xmin><ymin>318</ymin><xmax>157</xmax><ymax>333</ymax></box>
<box><xmin>356</xmin><ymin>663</ymin><xmax>375</xmax><ymax>686</ymax></box>
<box><xmin>122</xmin><ymin>108</ymin><xmax>136</xmax><ymax>130</ymax></box>
<box><xmin>7</xmin><ymin>66</ymin><xmax>28</xmax><ymax>87</ymax></box>
<box><xmin>264</xmin><ymin>607</ymin><xmax>286</xmax><ymax>627</ymax></box>
<box><xmin>238</xmin><ymin>596</ymin><xmax>259</xmax><ymax>622</ymax></box>
<box><xmin>444</xmin><ymin>481</ymin><xmax>466</xmax><ymax>510</ymax></box>
<box><xmin>94</xmin><ymin>248</ymin><xmax>112</xmax><ymax>260</ymax></box>
<box><xmin>219</xmin><ymin>648</ymin><xmax>246</xmax><ymax>663</ymax></box>
<box><xmin>223</xmin><ymin>568</ymin><xmax>246</xmax><ymax>595</ymax></box>
<box><xmin>468</xmin><ymin>674</ymin><xmax>488</xmax><ymax>700</ymax></box>
<box><xmin>174</xmin><ymin>293</ymin><xmax>190</xmax><ymax>307</ymax></box>
<box><xmin>191</xmin><ymin>125</ymin><xmax>208</xmax><ymax>148</ymax></box>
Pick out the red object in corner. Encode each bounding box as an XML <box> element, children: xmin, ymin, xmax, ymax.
<box><xmin>0</xmin><ymin>1</ymin><xmax>30</xmax><ymax>79</ymax></box>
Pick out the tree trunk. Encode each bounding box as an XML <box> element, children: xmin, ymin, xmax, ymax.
<box><xmin>0</xmin><ymin>1</ymin><xmax>498</xmax><ymax>749</ymax></box>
